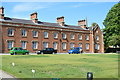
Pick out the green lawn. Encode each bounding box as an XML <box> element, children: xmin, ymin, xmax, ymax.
<box><xmin>1</xmin><ymin>54</ymin><xmax>119</xmax><ymax>78</ymax></box>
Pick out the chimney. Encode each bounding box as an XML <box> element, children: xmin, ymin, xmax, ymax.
<box><xmin>0</xmin><ymin>6</ymin><xmax>4</xmax><ymax>19</ymax></box>
<box><xmin>30</xmin><ymin>12</ymin><xmax>38</xmax><ymax>23</ymax></box>
<box><xmin>57</xmin><ymin>16</ymin><xmax>65</xmax><ymax>26</ymax></box>
<box><xmin>78</xmin><ymin>20</ymin><xmax>86</xmax><ymax>29</ymax></box>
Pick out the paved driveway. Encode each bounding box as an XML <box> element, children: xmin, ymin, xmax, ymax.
<box><xmin>0</xmin><ymin>70</ymin><xmax>15</xmax><ymax>78</ymax></box>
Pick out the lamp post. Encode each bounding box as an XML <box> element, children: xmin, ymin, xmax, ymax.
<box><xmin>87</xmin><ymin>72</ymin><xmax>93</xmax><ymax>80</ymax></box>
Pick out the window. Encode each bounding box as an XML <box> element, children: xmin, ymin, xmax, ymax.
<box><xmin>32</xmin><ymin>41</ymin><xmax>38</xmax><ymax>49</ymax></box>
<box><xmin>21</xmin><ymin>41</ymin><xmax>27</xmax><ymax>49</ymax></box>
<box><xmin>43</xmin><ymin>42</ymin><xmax>48</xmax><ymax>48</ymax></box>
<box><xmin>53</xmin><ymin>42</ymin><xmax>58</xmax><ymax>49</ymax></box>
<box><xmin>78</xmin><ymin>43</ymin><xmax>82</xmax><ymax>47</ymax></box>
<box><xmin>32</xmin><ymin>31</ymin><xmax>38</xmax><ymax>37</ymax></box>
<box><xmin>70</xmin><ymin>34</ymin><xmax>75</xmax><ymax>39</ymax></box>
<box><xmin>96</xmin><ymin>36</ymin><xmax>99</xmax><ymax>40</ymax></box>
<box><xmin>53</xmin><ymin>32</ymin><xmax>58</xmax><ymax>39</ymax></box>
<box><xmin>86</xmin><ymin>35</ymin><xmax>89</xmax><ymax>40</ymax></box>
<box><xmin>44</xmin><ymin>32</ymin><xmax>48</xmax><ymax>38</ymax></box>
<box><xmin>70</xmin><ymin>43</ymin><xmax>74</xmax><ymax>49</ymax></box>
<box><xmin>62</xmin><ymin>33</ymin><xmax>66</xmax><ymax>39</ymax></box>
<box><xmin>86</xmin><ymin>43</ymin><xmax>89</xmax><ymax>50</ymax></box>
<box><xmin>62</xmin><ymin>42</ymin><xmax>66</xmax><ymax>50</ymax></box>
<box><xmin>95</xmin><ymin>44</ymin><xmax>100</xmax><ymax>50</ymax></box>
<box><xmin>22</xmin><ymin>30</ymin><xmax>27</xmax><ymax>37</ymax></box>
<box><xmin>78</xmin><ymin>34</ymin><xmax>82</xmax><ymax>40</ymax></box>
<box><xmin>8</xmin><ymin>28</ymin><xmax>14</xmax><ymax>36</ymax></box>
<box><xmin>7</xmin><ymin>41</ymin><xmax>14</xmax><ymax>49</ymax></box>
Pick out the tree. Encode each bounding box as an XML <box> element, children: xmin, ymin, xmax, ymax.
<box><xmin>103</xmin><ymin>2</ymin><xmax>120</xmax><ymax>49</ymax></box>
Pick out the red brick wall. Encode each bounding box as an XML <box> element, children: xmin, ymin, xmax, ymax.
<box><xmin>1</xmin><ymin>21</ymin><xmax>104</xmax><ymax>53</ymax></box>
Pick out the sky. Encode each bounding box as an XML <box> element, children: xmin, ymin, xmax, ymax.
<box><xmin>1</xmin><ymin>2</ymin><xmax>118</xmax><ymax>29</ymax></box>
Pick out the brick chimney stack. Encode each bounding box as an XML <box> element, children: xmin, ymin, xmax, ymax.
<box><xmin>57</xmin><ymin>16</ymin><xmax>65</xmax><ymax>26</ymax></box>
<box><xmin>78</xmin><ymin>20</ymin><xmax>86</xmax><ymax>29</ymax></box>
<box><xmin>30</xmin><ymin>12</ymin><xmax>38</xmax><ymax>23</ymax></box>
<box><xmin>0</xmin><ymin>6</ymin><xmax>4</xmax><ymax>19</ymax></box>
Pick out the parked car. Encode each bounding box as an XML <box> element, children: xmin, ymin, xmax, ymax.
<box><xmin>68</xmin><ymin>47</ymin><xmax>83</xmax><ymax>54</ymax></box>
<box><xmin>36</xmin><ymin>48</ymin><xmax>57</xmax><ymax>54</ymax></box>
<box><xmin>9</xmin><ymin>47</ymin><xmax>29</xmax><ymax>55</ymax></box>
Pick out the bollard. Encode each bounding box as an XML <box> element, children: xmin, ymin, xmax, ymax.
<box><xmin>87</xmin><ymin>72</ymin><xmax>93</xmax><ymax>80</ymax></box>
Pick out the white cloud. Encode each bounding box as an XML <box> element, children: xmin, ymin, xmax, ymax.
<box><xmin>12</xmin><ymin>3</ymin><xmax>49</xmax><ymax>12</ymax></box>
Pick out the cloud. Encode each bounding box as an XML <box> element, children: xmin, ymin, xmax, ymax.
<box><xmin>12</xmin><ymin>3</ymin><xmax>50</xmax><ymax>12</ymax></box>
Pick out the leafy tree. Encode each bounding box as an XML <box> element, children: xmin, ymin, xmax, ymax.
<box><xmin>103</xmin><ymin>2</ymin><xmax>120</xmax><ymax>49</ymax></box>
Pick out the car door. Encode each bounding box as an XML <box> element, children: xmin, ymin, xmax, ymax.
<box><xmin>18</xmin><ymin>48</ymin><xmax>23</xmax><ymax>54</ymax></box>
<box><xmin>14</xmin><ymin>48</ymin><xmax>19</xmax><ymax>53</ymax></box>
<box><xmin>76</xmin><ymin>48</ymin><xmax>80</xmax><ymax>53</ymax></box>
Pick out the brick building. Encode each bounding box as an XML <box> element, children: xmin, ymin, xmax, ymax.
<box><xmin>0</xmin><ymin>7</ymin><xmax>104</xmax><ymax>53</ymax></box>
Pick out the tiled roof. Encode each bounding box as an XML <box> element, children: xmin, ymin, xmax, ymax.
<box><xmin>3</xmin><ymin>17</ymin><xmax>89</xmax><ymax>30</ymax></box>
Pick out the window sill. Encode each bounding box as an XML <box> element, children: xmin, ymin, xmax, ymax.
<box><xmin>86</xmin><ymin>49</ymin><xmax>89</xmax><ymax>51</ymax></box>
<box><xmin>62</xmin><ymin>49</ymin><xmax>66</xmax><ymax>51</ymax></box>
<box><xmin>8</xmin><ymin>35</ymin><xmax>14</xmax><ymax>37</ymax></box>
<box><xmin>44</xmin><ymin>37</ymin><xmax>49</xmax><ymax>39</ymax></box>
<box><xmin>33</xmin><ymin>37</ymin><xmax>38</xmax><ymax>38</ymax></box>
<box><xmin>33</xmin><ymin>49</ymin><xmax>38</xmax><ymax>50</ymax></box>
<box><xmin>54</xmin><ymin>38</ymin><xmax>58</xmax><ymax>39</ymax></box>
<box><xmin>22</xmin><ymin>36</ymin><xmax>27</xmax><ymax>38</ymax></box>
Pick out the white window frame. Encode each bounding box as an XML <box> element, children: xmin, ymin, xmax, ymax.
<box><xmin>7</xmin><ymin>41</ymin><xmax>14</xmax><ymax>49</ymax></box>
<box><xmin>70</xmin><ymin>34</ymin><xmax>75</xmax><ymax>40</ymax></box>
<box><xmin>8</xmin><ymin>28</ymin><xmax>14</xmax><ymax>36</ymax></box>
<box><xmin>53</xmin><ymin>32</ymin><xmax>58</xmax><ymax>39</ymax></box>
<box><xmin>70</xmin><ymin>43</ymin><xmax>74</xmax><ymax>49</ymax></box>
<box><xmin>22</xmin><ymin>29</ymin><xmax>27</xmax><ymax>37</ymax></box>
<box><xmin>62</xmin><ymin>42</ymin><xmax>66</xmax><ymax>50</ymax></box>
<box><xmin>43</xmin><ymin>42</ymin><xmax>48</xmax><ymax>48</ymax></box>
<box><xmin>44</xmin><ymin>32</ymin><xmax>48</xmax><ymax>38</ymax></box>
<box><xmin>32</xmin><ymin>31</ymin><xmax>38</xmax><ymax>37</ymax></box>
<box><xmin>53</xmin><ymin>42</ymin><xmax>58</xmax><ymax>49</ymax></box>
<box><xmin>62</xmin><ymin>33</ymin><xmax>66</xmax><ymax>39</ymax></box>
<box><xmin>32</xmin><ymin>41</ymin><xmax>38</xmax><ymax>49</ymax></box>
<box><xmin>86</xmin><ymin>35</ymin><xmax>89</xmax><ymax>40</ymax></box>
<box><xmin>78</xmin><ymin>43</ymin><xmax>82</xmax><ymax>47</ymax></box>
<box><xmin>21</xmin><ymin>41</ymin><xmax>27</xmax><ymax>49</ymax></box>
<box><xmin>95</xmin><ymin>44</ymin><xmax>100</xmax><ymax>50</ymax></box>
<box><xmin>78</xmin><ymin>34</ymin><xmax>82</xmax><ymax>40</ymax></box>
<box><xmin>96</xmin><ymin>36</ymin><xmax>99</xmax><ymax>40</ymax></box>
<box><xmin>86</xmin><ymin>43</ymin><xmax>89</xmax><ymax>50</ymax></box>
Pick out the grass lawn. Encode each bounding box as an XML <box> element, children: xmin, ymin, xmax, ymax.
<box><xmin>1</xmin><ymin>54</ymin><xmax>119</xmax><ymax>78</ymax></box>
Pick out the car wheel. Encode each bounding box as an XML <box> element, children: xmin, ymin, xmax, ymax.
<box><xmin>11</xmin><ymin>53</ymin><xmax>14</xmax><ymax>55</ymax></box>
<box><xmin>26</xmin><ymin>52</ymin><xmax>29</xmax><ymax>55</ymax></box>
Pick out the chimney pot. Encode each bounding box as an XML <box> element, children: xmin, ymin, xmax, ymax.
<box><xmin>0</xmin><ymin>6</ymin><xmax>4</xmax><ymax>19</ymax></box>
<box><xmin>56</xmin><ymin>16</ymin><xmax>65</xmax><ymax>26</ymax></box>
<box><xmin>78</xmin><ymin>20</ymin><xmax>86</xmax><ymax>29</ymax></box>
<box><xmin>30</xmin><ymin>12</ymin><xmax>38</xmax><ymax>23</ymax></box>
